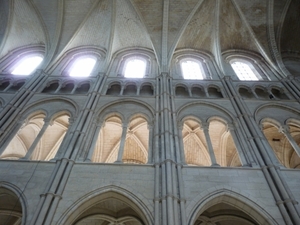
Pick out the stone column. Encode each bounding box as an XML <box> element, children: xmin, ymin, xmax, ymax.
<box><xmin>204</xmin><ymin>88</ymin><xmax>209</xmax><ymax>97</ymax></box>
<box><xmin>137</xmin><ymin>84</ymin><xmax>141</xmax><ymax>96</ymax></box>
<box><xmin>201</xmin><ymin>122</ymin><xmax>219</xmax><ymax>166</ymax></box>
<box><xmin>0</xmin><ymin>70</ymin><xmax>48</xmax><ymax>139</ymax></box>
<box><xmin>259</xmin><ymin>124</ymin><xmax>283</xmax><ymax>168</ymax></box>
<box><xmin>280</xmin><ymin>76</ymin><xmax>300</xmax><ymax>102</ymax></box>
<box><xmin>223</xmin><ymin>76</ymin><xmax>300</xmax><ymax>224</ymax></box>
<box><xmin>54</xmin><ymin>83</ymin><xmax>63</xmax><ymax>93</ymax></box>
<box><xmin>3</xmin><ymin>82</ymin><xmax>13</xmax><ymax>92</ymax></box>
<box><xmin>279</xmin><ymin>125</ymin><xmax>300</xmax><ymax>157</ymax></box>
<box><xmin>266</xmin><ymin>88</ymin><xmax>275</xmax><ymax>99</ymax></box>
<box><xmin>116</xmin><ymin>123</ymin><xmax>128</xmax><ymax>162</ymax></box>
<box><xmin>147</xmin><ymin>123</ymin><xmax>153</xmax><ymax>164</ymax></box>
<box><xmin>22</xmin><ymin>118</ymin><xmax>52</xmax><ymax>160</ymax></box>
<box><xmin>176</xmin><ymin>122</ymin><xmax>186</xmax><ymax>164</ymax></box>
<box><xmin>250</xmin><ymin>88</ymin><xmax>259</xmax><ymax>99</ymax></box>
<box><xmin>70</xmin><ymin>84</ymin><xmax>78</xmax><ymax>94</ymax></box>
<box><xmin>120</xmin><ymin>85</ymin><xmax>125</xmax><ymax>95</ymax></box>
<box><xmin>227</xmin><ymin>123</ymin><xmax>248</xmax><ymax>166</ymax></box>
<box><xmin>52</xmin><ymin>117</ymin><xmax>74</xmax><ymax>160</ymax></box>
<box><xmin>85</xmin><ymin>121</ymin><xmax>103</xmax><ymax>162</ymax></box>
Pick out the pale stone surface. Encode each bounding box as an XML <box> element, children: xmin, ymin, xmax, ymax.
<box><xmin>0</xmin><ymin>1</ymin><xmax>299</xmax><ymax>225</ymax></box>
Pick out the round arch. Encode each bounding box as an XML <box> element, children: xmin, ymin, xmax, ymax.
<box><xmin>177</xmin><ymin>101</ymin><xmax>236</xmax><ymax>123</ymax></box>
<box><xmin>96</xmin><ymin>99</ymin><xmax>154</xmax><ymax>124</ymax></box>
<box><xmin>255</xmin><ymin>103</ymin><xmax>300</xmax><ymax>125</ymax></box>
<box><xmin>19</xmin><ymin>97</ymin><xmax>78</xmax><ymax>119</ymax></box>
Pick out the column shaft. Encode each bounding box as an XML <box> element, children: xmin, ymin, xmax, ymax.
<box><xmin>228</xmin><ymin>126</ymin><xmax>248</xmax><ymax>166</ymax></box>
<box><xmin>23</xmin><ymin>119</ymin><xmax>51</xmax><ymax>159</ymax></box>
<box><xmin>147</xmin><ymin>124</ymin><xmax>154</xmax><ymax>164</ymax></box>
<box><xmin>202</xmin><ymin>125</ymin><xmax>219</xmax><ymax>166</ymax></box>
<box><xmin>116</xmin><ymin>124</ymin><xmax>128</xmax><ymax>162</ymax></box>
<box><xmin>281</xmin><ymin>127</ymin><xmax>300</xmax><ymax>157</ymax></box>
<box><xmin>85</xmin><ymin>123</ymin><xmax>103</xmax><ymax>162</ymax></box>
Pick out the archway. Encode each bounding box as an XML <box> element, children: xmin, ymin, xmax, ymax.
<box><xmin>182</xmin><ymin>119</ymin><xmax>210</xmax><ymax>166</ymax></box>
<box><xmin>208</xmin><ymin>119</ymin><xmax>241</xmax><ymax>167</ymax></box>
<box><xmin>92</xmin><ymin>115</ymin><xmax>149</xmax><ymax>164</ymax></box>
<box><xmin>0</xmin><ymin>187</ymin><xmax>23</xmax><ymax>225</ymax></box>
<box><xmin>190</xmin><ymin>191</ymin><xmax>275</xmax><ymax>225</ymax></box>
<box><xmin>0</xmin><ymin>113</ymin><xmax>70</xmax><ymax>161</ymax></box>
<box><xmin>262</xmin><ymin>120</ymin><xmax>300</xmax><ymax>168</ymax></box>
<box><xmin>57</xmin><ymin>189</ymin><xmax>152</xmax><ymax>225</ymax></box>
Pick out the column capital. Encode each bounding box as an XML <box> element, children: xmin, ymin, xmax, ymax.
<box><xmin>43</xmin><ymin>117</ymin><xmax>52</xmax><ymax>124</ymax></box>
<box><xmin>147</xmin><ymin>122</ymin><xmax>154</xmax><ymax>130</ymax></box>
<box><xmin>226</xmin><ymin>123</ymin><xmax>235</xmax><ymax>131</ymax></box>
<box><xmin>97</xmin><ymin>72</ymin><xmax>106</xmax><ymax>77</ymax></box>
<box><xmin>68</xmin><ymin>117</ymin><xmax>76</xmax><ymax>125</ymax></box>
<box><xmin>94</xmin><ymin>119</ymin><xmax>104</xmax><ymax>128</ymax></box>
<box><xmin>18</xmin><ymin>118</ymin><xmax>28</xmax><ymax>128</ymax></box>
<box><xmin>177</xmin><ymin>121</ymin><xmax>184</xmax><ymax>130</ymax></box>
<box><xmin>121</xmin><ymin>122</ymin><xmax>129</xmax><ymax>129</ymax></box>
<box><xmin>287</xmin><ymin>75</ymin><xmax>295</xmax><ymax>81</ymax></box>
<box><xmin>223</xmin><ymin>76</ymin><xmax>232</xmax><ymax>81</ymax></box>
<box><xmin>201</xmin><ymin>122</ymin><xmax>209</xmax><ymax>131</ymax></box>
<box><xmin>278</xmin><ymin>125</ymin><xmax>289</xmax><ymax>133</ymax></box>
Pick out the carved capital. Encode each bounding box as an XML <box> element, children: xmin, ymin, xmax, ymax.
<box><xmin>201</xmin><ymin>122</ymin><xmax>209</xmax><ymax>131</ymax></box>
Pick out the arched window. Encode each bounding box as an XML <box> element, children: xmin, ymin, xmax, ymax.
<box><xmin>69</xmin><ymin>56</ymin><xmax>96</xmax><ymax>77</ymax></box>
<box><xmin>11</xmin><ymin>55</ymin><xmax>43</xmax><ymax>75</ymax></box>
<box><xmin>92</xmin><ymin>115</ymin><xmax>149</xmax><ymax>164</ymax></box>
<box><xmin>262</xmin><ymin>120</ymin><xmax>300</xmax><ymax>169</ymax></box>
<box><xmin>0</xmin><ymin>112</ymin><xmax>70</xmax><ymax>161</ymax></box>
<box><xmin>123</xmin><ymin>57</ymin><xmax>147</xmax><ymax>78</ymax></box>
<box><xmin>180</xmin><ymin>58</ymin><xmax>205</xmax><ymax>80</ymax></box>
<box><xmin>230</xmin><ymin>60</ymin><xmax>261</xmax><ymax>81</ymax></box>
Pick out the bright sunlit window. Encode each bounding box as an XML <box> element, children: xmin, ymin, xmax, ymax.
<box><xmin>124</xmin><ymin>58</ymin><xmax>146</xmax><ymax>78</ymax></box>
<box><xmin>11</xmin><ymin>56</ymin><xmax>43</xmax><ymax>75</ymax></box>
<box><xmin>181</xmin><ymin>59</ymin><xmax>204</xmax><ymax>80</ymax></box>
<box><xmin>231</xmin><ymin>61</ymin><xmax>259</xmax><ymax>81</ymax></box>
<box><xmin>69</xmin><ymin>57</ymin><xmax>96</xmax><ymax>77</ymax></box>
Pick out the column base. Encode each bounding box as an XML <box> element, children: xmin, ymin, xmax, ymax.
<box><xmin>211</xmin><ymin>163</ymin><xmax>220</xmax><ymax>167</ymax></box>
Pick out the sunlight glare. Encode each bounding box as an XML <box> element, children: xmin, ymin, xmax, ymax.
<box><xmin>11</xmin><ymin>56</ymin><xmax>43</xmax><ymax>75</ymax></box>
<box><xmin>181</xmin><ymin>60</ymin><xmax>203</xmax><ymax>79</ymax></box>
<box><xmin>69</xmin><ymin>57</ymin><xmax>96</xmax><ymax>77</ymax></box>
<box><xmin>231</xmin><ymin>61</ymin><xmax>259</xmax><ymax>81</ymax></box>
<box><xmin>124</xmin><ymin>59</ymin><xmax>146</xmax><ymax>78</ymax></box>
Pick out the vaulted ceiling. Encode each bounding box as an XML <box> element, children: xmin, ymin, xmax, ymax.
<box><xmin>0</xmin><ymin>0</ymin><xmax>299</xmax><ymax>73</ymax></box>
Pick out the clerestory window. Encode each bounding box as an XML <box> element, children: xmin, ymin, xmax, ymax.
<box><xmin>11</xmin><ymin>55</ymin><xmax>43</xmax><ymax>75</ymax></box>
<box><xmin>123</xmin><ymin>57</ymin><xmax>147</xmax><ymax>78</ymax></box>
<box><xmin>69</xmin><ymin>56</ymin><xmax>96</xmax><ymax>77</ymax></box>
<box><xmin>180</xmin><ymin>59</ymin><xmax>205</xmax><ymax>80</ymax></box>
<box><xmin>230</xmin><ymin>60</ymin><xmax>261</xmax><ymax>81</ymax></box>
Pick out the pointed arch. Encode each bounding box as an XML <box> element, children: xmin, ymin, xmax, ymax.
<box><xmin>0</xmin><ymin>182</ymin><xmax>27</xmax><ymax>225</ymax></box>
<box><xmin>188</xmin><ymin>189</ymin><xmax>278</xmax><ymax>225</ymax></box>
<box><xmin>56</xmin><ymin>186</ymin><xmax>153</xmax><ymax>225</ymax></box>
